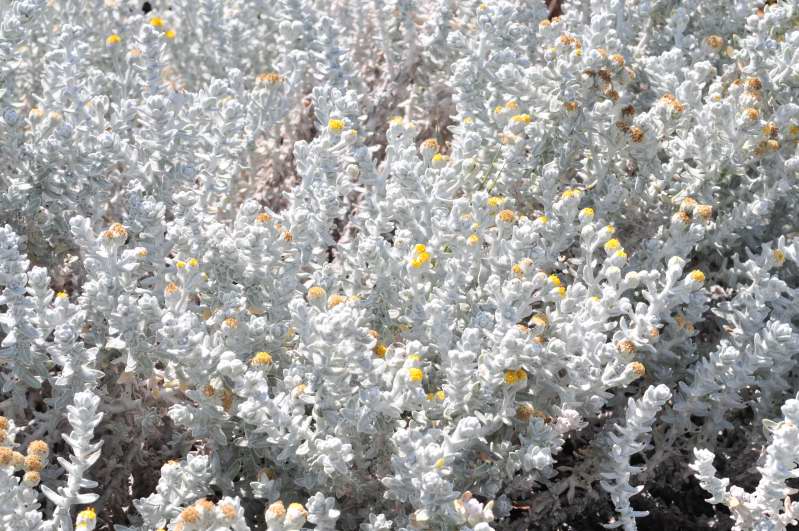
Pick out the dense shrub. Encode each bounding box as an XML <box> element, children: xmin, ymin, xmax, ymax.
<box><xmin>1</xmin><ymin>0</ymin><xmax>798</xmax><ymax>530</ymax></box>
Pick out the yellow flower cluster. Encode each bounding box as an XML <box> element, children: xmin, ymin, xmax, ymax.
<box><xmin>530</xmin><ymin>314</ymin><xmax>548</xmax><ymax>327</ymax></box>
<box><xmin>328</xmin><ymin>118</ymin><xmax>345</xmax><ymax>133</ymax></box>
<box><xmin>604</xmin><ymin>238</ymin><xmax>621</xmax><ymax>252</ymax></box>
<box><xmin>689</xmin><ymin>270</ymin><xmax>705</xmax><ymax>283</ymax></box>
<box><xmin>421</xmin><ymin>138</ymin><xmax>439</xmax><ymax>151</ymax></box>
<box><xmin>257</xmin><ymin>72</ymin><xmax>283</xmax><ymax>85</ymax></box>
<box><xmin>148</xmin><ymin>17</ymin><xmax>175</xmax><ymax>39</ymax></box>
<box><xmin>503</xmin><ymin>368</ymin><xmax>528</xmax><ymax>385</ymax></box>
<box><xmin>497</xmin><ymin>209</ymin><xmax>516</xmax><ymax>223</ymax></box>
<box><xmin>630</xmin><ymin>362</ymin><xmax>646</xmax><ymax>377</ymax></box>
<box><xmin>374</xmin><ymin>343</ymin><xmax>388</xmax><ymax>358</ymax></box>
<box><xmin>410</xmin><ymin>244</ymin><xmax>431</xmax><ymax>269</ymax></box>
<box><xmin>102</xmin><ymin>222</ymin><xmax>127</xmax><ymax>240</ymax></box>
<box><xmin>603</xmin><ymin>238</ymin><xmax>627</xmax><ymax>260</ymax></box>
<box><xmin>327</xmin><ymin>293</ymin><xmax>346</xmax><ymax>308</ymax></box>
<box><xmin>487</xmin><ymin>196</ymin><xmax>505</xmax><ymax>208</ymax></box>
<box><xmin>76</xmin><ymin>507</ymin><xmax>97</xmax><ymax>530</ymax></box>
<box><xmin>617</xmin><ymin>340</ymin><xmax>636</xmax><ymax>354</ymax></box>
<box><xmin>426</xmin><ymin>390</ymin><xmax>446</xmax><ymax>401</ymax></box>
<box><xmin>250</xmin><ymin>351</ymin><xmax>273</xmax><ymax>366</ymax></box>
<box><xmin>308</xmin><ymin>286</ymin><xmax>326</xmax><ymax>300</ymax></box>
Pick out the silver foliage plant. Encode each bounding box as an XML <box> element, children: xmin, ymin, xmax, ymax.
<box><xmin>0</xmin><ymin>0</ymin><xmax>798</xmax><ymax>530</ymax></box>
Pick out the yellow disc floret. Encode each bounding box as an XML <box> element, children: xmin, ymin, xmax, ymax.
<box><xmin>604</xmin><ymin>239</ymin><xmax>621</xmax><ymax>252</ymax></box>
<box><xmin>327</xmin><ymin>294</ymin><xmax>347</xmax><ymax>308</ymax></box>
<box><xmin>410</xmin><ymin>251</ymin><xmax>431</xmax><ymax>269</ymax></box>
<box><xmin>24</xmin><ymin>454</ymin><xmax>43</xmax><ymax>472</ymax></box>
<box><xmin>220</xmin><ymin>503</ymin><xmax>237</xmax><ymax>521</ymax></box>
<box><xmin>705</xmin><ymin>35</ymin><xmax>724</xmax><ymax>49</ymax></box>
<box><xmin>179</xmin><ymin>506</ymin><xmax>200</xmax><ymax>523</ymax></box>
<box><xmin>530</xmin><ymin>314</ymin><xmax>548</xmax><ymax>327</ymax></box>
<box><xmin>250</xmin><ymin>352</ymin><xmax>273</xmax><ymax>366</ymax></box>
<box><xmin>328</xmin><ymin>119</ymin><xmax>345</xmax><ymax>133</ymax></box>
<box><xmin>308</xmin><ymin>286</ymin><xmax>326</xmax><ymax>301</ymax></box>
<box><xmin>0</xmin><ymin>447</ymin><xmax>13</xmax><ymax>466</ymax></box>
<box><xmin>689</xmin><ymin>270</ymin><xmax>705</xmax><ymax>283</ymax></box>
<box><xmin>487</xmin><ymin>196</ymin><xmax>505</xmax><ymax>208</ymax></box>
<box><xmin>498</xmin><ymin>209</ymin><xmax>516</xmax><ymax>223</ymax></box>
<box><xmin>421</xmin><ymin>138</ymin><xmax>439</xmax><ymax>151</ymax></box>
<box><xmin>288</xmin><ymin>502</ymin><xmax>308</xmax><ymax>519</ymax></box>
<box><xmin>102</xmin><ymin>223</ymin><xmax>128</xmax><ymax>240</ymax></box>
<box><xmin>561</xmin><ymin>188</ymin><xmax>580</xmax><ymax>200</ymax></box>
<box><xmin>617</xmin><ymin>340</ymin><xmax>636</xmax><ymax>354</ymax></box>
<box><xmin>257</xmin><ymin>72</ymin><xmax>283</xmax><ymax>85</ymax></box>
<box><xmin>22</xmin><ymin>470</ymin><xmax>40</xmax><ymax>487</ymax></box>
<box><xmin>504</xmin><ymin>368</ymin><xmax>527</xmax><ymax>385</ymax></box>
<box><xmin>503</xmin><ymin>370</ymin><xmax>519</xmax><ymax>385</ymax></box>
<box><xmin>744</xmin><ymin>108</ymin><xmax>760</xmax><ymax>121</ymax></box>
<box><xmin>374</xmin><ymin>343</ymin><xmax>388</xmax><ymax>358</ymax></box>
<box><xmin>266</xmin><ymin>501</ymin><xmax>287</xmax><ymax>520</ymax></box>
